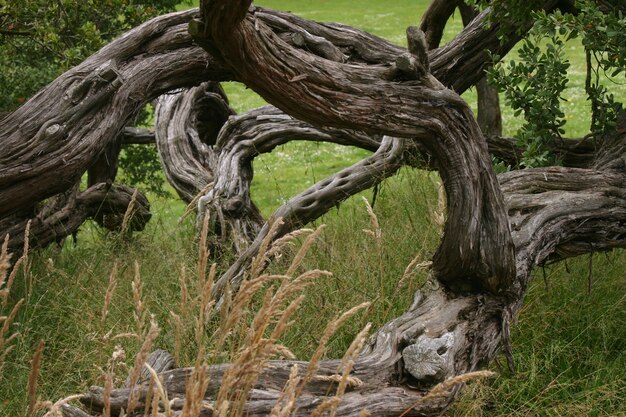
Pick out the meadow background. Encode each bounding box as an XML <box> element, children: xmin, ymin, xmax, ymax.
<box><xmin>1</xmin><ymin>1</ymin><xmax>624</xmax><ymax>416</ymax></box>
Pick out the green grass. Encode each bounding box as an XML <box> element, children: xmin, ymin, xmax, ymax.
<box><xmin>1</xmin><ymin>1</ymin><xmax>625</xmax><ymax>416</ymax></box>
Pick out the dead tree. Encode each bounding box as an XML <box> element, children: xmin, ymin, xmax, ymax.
<box><xmin>1</xmin><ymin>1</ymin><xmax>624</xmax><ymax>415</ymax></box>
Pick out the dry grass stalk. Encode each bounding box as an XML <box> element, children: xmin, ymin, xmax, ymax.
<box><xmin>180</xmin><ymin>250</ymin><xmax>219</xmax><ymax>416</ymax></box>
<box><xmin>218</xmin><ymin>279</ymin><xmax>232</xmax><ymax>337</ymax></box>
<box><xmin>300</xmin><ymin>302</ymin><xmax>370</xmax><ymax>395</ymax></box>
<box><xmin>393</xmin><ymin>254</ymin><xmax>433</xmax><ymax>298</ymax></box>
<box><xmin>268</xmin><ymin>364</ymin><xmax>301</xmax><ymax>417</ymax></box>
<box><xmin>180</xmin><ymin>264</ymin><xmax>188</xmax><ymax>322</ymax></box>
<box><xmin>215</xmin><ymin>273</ymin><xmax>284</xmax><ymax>349</ymax></box>
<box><xmin>285</xmin><ymin>225</ymin><xmax>325</xmax><ymax>276</ymax></box>
<box><xmin>3</xmin><ymin>256</ymin><xmax>23</xmax><ymax>308</ymax></box>
<box><xmin>312</xmin><ymin>374</ymin><xmax>363</xmax><ymax>387</ymax></box>
<box><xmin>332</xmin><ymin>323</ymin><xmax>372</xmax><ymax>416</ymax></box>
<box><xmin>310</xmin><ymin>323</ymin><xmax>372</xmax><ymax>417</ymax></box>
<box><xmin>269</xmin><ymin>343</ymin><xmax>296</xmax><ymax>360</ymax></box>
<box><xmin>398</xmin><ymin>370</ymin><xmax>496</xmax><ymax>417</ymax></box>
<box><xmin>250</xmin><ymin>217</ymin><xmax>284</xmax><ymax>279</ymax></box>
<box><xmin>144</xmin><ymin>362</ymin><xmax>172</xmax><ymax>416</ymax></box>
<box><xmin>40</xmin><ymin>394</ymin><xmax>84</xmax><ymax>417</ymax></box>
<box><xmin>215</xmin><ymin>262</ymin><xmax>326</xmax><ymax>417</ymax></box>
<box><xmin>99</xmin><ymin>347</ymin><xmax>127</xmax><ymax>414</ymax></box>
<box><xmin>101</xmin><ymin>262</ymin><xmax>118</xmax><ymax>324</ymax></box>
<box><xmin>120</xmin><ymin>188</ymin><xmax>139</xmax><ymax>234</ymax></box>
<box><xmin>358</xmin><ymin>409</ymin><xmax>371</xmax><ymax>417</ymax></box>
<box><xmin>310</xmin><ymin>397</ymin><xmax>341</xmax><ymax>417</ymax></box>
<box><xmin>126</xmin><ymin>318</ymin><xmax>159</xmax><ymax>413</ymax></box>
<box><xmin>143</xmin><ymin>376</ymin><xmax>156</xmax><ymax>416</ymax></box>
<box><xmin>272</xmin><ymin>270</ymin><xmax>332</xmax><ymax>321</ymax></box>
<box><xmin>216</xmin><ymin>399</ymin><xmax>230</xmax><ymax>417</ymax></box>
<box><xmin>361</xmin><ymin>197</ymin><xmax>382</xmax><ymax>244</ymax></box>
<box><xmin>110</xmin><ymin>332</ymin><xmax>141</xmax><ymax>341</ymax></box>
<box><xmin>27</xmin><ymin>339</ymin><xmax>45</xmax><ymax>417</ymax></box>
<box><xmin>180</xmin><ymin>362</ymin><xmax>211</xmax><ymax>417</ymax></box>
<box><xmin>0</xmin><ymin>235</ymin><xmax>12</xmax><ymax>305</ymax></box>
<box><xmin>23</xmin><ymin>219</ymin><xmax>32</xmax><ymax>296</ymax></box>
<box><xmin>266</xmin><ymin>228</ymin><xmax>313</xmax><ymax>260</ymax></box>
<box><xmin>200</xmin><ymin>263</ymin><xmax>217</xmax><ymax>326</ymax></box>
<box><xmin>131</xmin><ymin>261</ymin><xmax>145</xmax><ymax>333</ymax></box>
<box><xmin>0</xmin><ymin>298</ymin><xmax>24</xmax><ymax>377</ymax></box>
<box><xmin>423</xmin><ymin>370</ymin><xmax>496</xmax><ymax>401</ymax></box>
<box><xmin>170</xmin><ymin>311</ymin><xmax>182</xmax><ymax>365</ymax></box>
<box><xmin>198</xmin><ymin>212</ymin><xmax>211</xmax><ymax>285</ymax></box>
<box><xmin>103</xmin><ymin>371</ymin><xmax>113</xmax><ymax>417</ymax></box>
<box><xmin>180</xmin><ymin>182</ymin><xmax>214</xmax><ymax>223</ymax></box>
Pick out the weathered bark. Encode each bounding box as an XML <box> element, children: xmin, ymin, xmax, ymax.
<box><xmin>475</xmin><ymin>77</ymin><xmax>503</xmax><ymax>137</ymax></box>
<box><xmin>2</xmin><ymin>183</ymin><xmax>150</xmax><ymax>257</ymax></box>
<box><xmin>194</xmin><ymin>1</ymin><xmax>516</xmax><ymax>294</ymax></box>
<box><xmin>0</xmin><ymin>9</ymin><xmax>231</xmax><ymax>252</ymax></box>
<box><xmin>0</xmin><ymin>9</ymin><xmax>230</xmax><ymax>220</ymax></box>
<box><xmin>154</xmin><ymin>84</ymin><xmax>382</xmax><ymax>253</ymax></box>
<box><xmin>456</xmin><ymin>2</ymin><xmax>503</xmax><ymax>137</ymax></box>
<box><xmin>211</xmin><ymin>136</ymin><xmax>406</xmax><ymax>298</ymax></box>
<box><xmin>196</xmin><ymin>105</ymin><xmax>380</xmax><ymax>254</ymax></box>
<box><xmin>121</xmin><ymin>127</ymin><xmax>156</xmax><ymax>145</ymax></box>
<box><xmin>1</xmin><ymin>2</ymin><xmax>568</xmax><ymax>253</ymax></box>
<box><xmin>154</xmin><ymin>82</ymin><xmax>232</xmax><ymax>204</ymax></box>
<box><xmin>1</xmin><ymin>2</ymin><xmax>620</xmax><ymax>414</ymax></box>
<box><xmin>420</xmin><ymin>0</ymin><xmax>462</xmax><ymax>50</ymax></box>
<box><xmin>73</xmin><ymin>142</ymin><xmax>626</xmax><ymax>416</ymax></box>
<box><xmin>487</xmin><ymin>135</ymin><xmax>599</xmax><ymax>168</ymax></box>
<box><xmin>55</xmin><ymin>2</ymin><xmax>626</xmax><ymax>416</ymax></box>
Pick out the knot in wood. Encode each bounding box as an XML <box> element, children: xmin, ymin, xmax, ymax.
<box><xmin>223</xmin><ymin>196</ymin><xmax>244</xmax><ymax>216</ymax></box>
<box><xmin>44</xmin><ymin>123</ymin><xmax>62</xmax><ymax>138</ymax></box>
<box><xmin>402</xmin><ymin>332</ymin><xmax>454</xmax><ymax>382</ymax></box>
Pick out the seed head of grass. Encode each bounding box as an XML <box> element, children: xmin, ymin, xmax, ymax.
<box><xmin>0</xmin><ymin>235</ymin><xmax>12</xmax><ymax>304</ymax></box>
<box><xmin>361</xmin><ymin>197</ymin><xmax>382</xmax><ymax>244</ymax></box>
<box><xmin>101</xmin><ymin>262</ymin><xmax>118</xmax><ymax>325</ymax></box>
<box><xmin>120</xmin><ymin>188</ymin><xmax>139</xmax><ymax>234</ymax></box>
<box><xmin>126</xmin><ymin>318</ymin><xmax>159</xmax><ymax>413</ymax></box>
<box><xmin>27</xmin><ymin>340</ymin><xmax>45</xmax><ymax>417</ymax></box>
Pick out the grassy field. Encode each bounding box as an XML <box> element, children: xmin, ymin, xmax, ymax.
<box><xmin>1</xmin><ymin>1</ymin><xmax>625</xmax><ymax>416</ymax></box>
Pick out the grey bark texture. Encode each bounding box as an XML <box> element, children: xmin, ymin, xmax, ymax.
<box><xmin>66</xmin><ymin>1</ymin><xmax>626</xmax><ymax>416</ymax></box>
<box><xmin>0</xmin><ymin>2</ymin><xmax>623</xmax><ymax>416</ymax></box>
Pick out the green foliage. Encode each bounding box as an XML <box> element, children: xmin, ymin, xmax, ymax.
<box><xmin>489</xmin><ymin>20</ymin><xmax>570</xmax><ymax>167</ymax></box>
<box><xmin>0</xmin><ymin>1</ymin><xmax>187</xmax><ymax>195</ymax></box>
<box><xmin>467</xmin><ymin>0</ymin><xmax>548</xmax><ymax>39</ymax></box>
<box><xmin>557</xmin><ymin>1</ymin><xmax>625</xmax><ymax>132</ymax></box>
<box><xmin>0</xmin><ymin>0</ymin><xmax>188</xmax><ymax>112</ymax></box>
<box><xmin>487</xmin><ymin>2</ymin><xmax>625</xmax><ymax>167</ymax></box>
<box><xmin>119</xmin><ymin>144</ymin><xmax>170</xmax><ymax>197</ymax></box>
<box><xmin>491</xmin><ymin>155</ymin><xmax>512</xmax><ymax>174</ymax></box>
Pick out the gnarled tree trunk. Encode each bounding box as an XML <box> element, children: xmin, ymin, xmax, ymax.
<box><xmin>1</xmin><ymin>2</ymin><xmax>624</xmax><ymax>416</ymax></box>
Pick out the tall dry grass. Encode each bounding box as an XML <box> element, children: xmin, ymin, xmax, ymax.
<box><xmin>47</xmin><ymin>217</ymin><xmax>378</xmax><ymax>416</ymax></box>
<box><xmin>1</xmin><ymin>230</ymin><xmax>28</xmax><ymax>381</ymax></box>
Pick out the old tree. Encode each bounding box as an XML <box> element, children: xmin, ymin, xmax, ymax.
<box><xmin>1</xmin><ymin>0</ymin><xmax>625</xmax><ymax>415</ymax></box>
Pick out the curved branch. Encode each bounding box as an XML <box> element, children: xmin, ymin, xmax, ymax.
<box><xmin>2</xmin><ymin>183</ymin><xmax>151</xmax><ymax>256</ymax></box>
<box><xmin>154</xmin><ymin>82</ymin><xmax>233</xmax><ymax>203</ymax></box>
<box><xmin>212</xmin><ymin>137</ymin><xmax>406</xmax><ymax>299</ymax></box>
<box><xmin>420</xmin><ymin>0</ymin><xmax>462</xmax><ymax>49</ymax></box>
<box><xmin>154</xmin><ymin>84</ymin><xmax>381</xmax><ymax>254</ymax></box>
<box><xmin>0</xmin><ymin>9</ymin><xmax>231</xmax><ymax>219</ymax></box>
<box><xmin>198</xmin><ymin>105</ymin><xmax>380</xmax><ymax>253</ymax></box>
<box><xmin>195</xmin><ymin>2</ymin><xmax>516</xmax><ymax>294</ymax></box>
<box><xmin>487</xmin><ymin>135</ymin><xmax>599</xmax><ymax>168</ymax></box>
